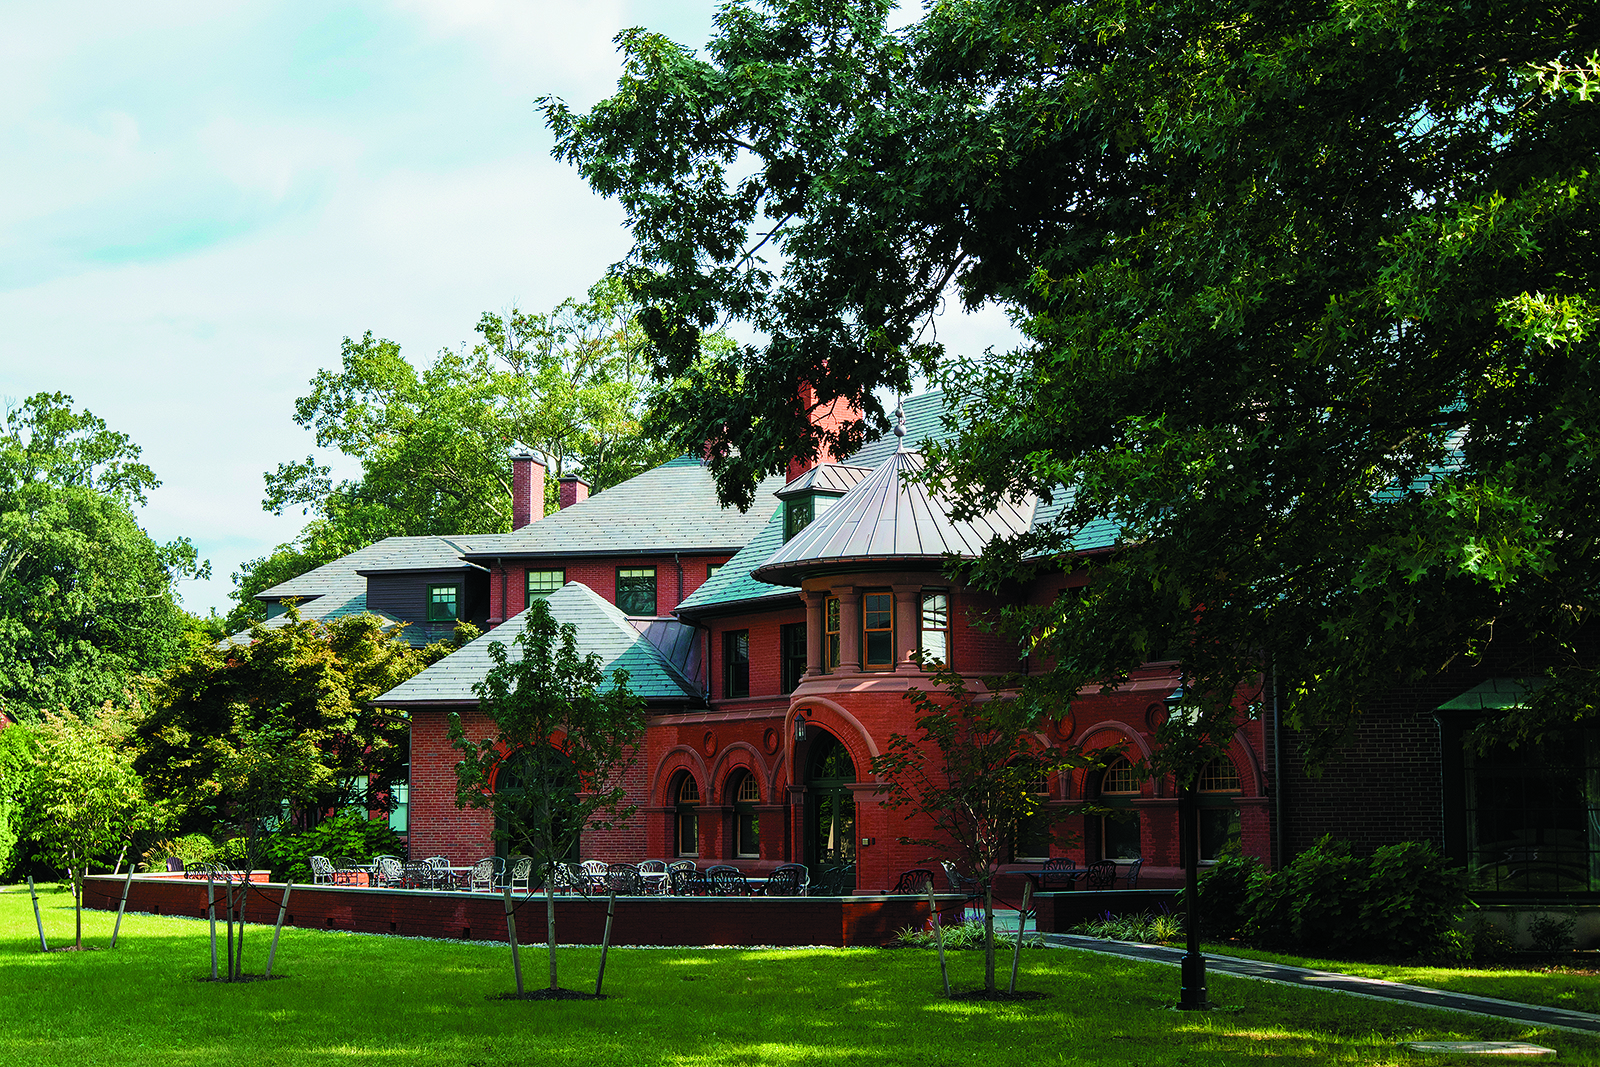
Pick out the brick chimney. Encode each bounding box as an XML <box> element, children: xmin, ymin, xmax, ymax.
<box><xmin>787</xmin><ymin>381</ymin><xmax>864</xmax><ymax>480</ymax></box>
<box><xmin>511</xmin><ymin>454</ymin><xmax>545</xmax><ymax>530</ymax></box>
<box><xmin>558</xmin><ymin>476</ymin><xmax>590</xmax><ymax>510</ymax></box>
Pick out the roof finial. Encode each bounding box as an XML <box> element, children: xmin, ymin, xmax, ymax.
<box><xmin>894</xmin><ymin>401</ymin><xmax>906</xmax><ymax>451</ymax></box>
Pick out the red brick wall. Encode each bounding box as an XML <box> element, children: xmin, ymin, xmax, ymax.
<box><xmin>82</xmin><ymin>876</ymin><xmax>945</xmax><ymax>947</ymax></box>
<box><xmin>489</xmin><ymin>554</ymin><xmax>733</xmax><ymax>623</ymax></box>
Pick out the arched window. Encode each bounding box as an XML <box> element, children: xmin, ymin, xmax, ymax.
<box><xmin>730</xmin><ymin>770</ymin><xmax>761</xmax><ymax>858</ymax></box>
<box><xmin>1014</xmin><ymin>767</ymin><xmax>1052</xmax><ymax>861</ymax></box>
<box><xmin>1196</xmin><ymin>756</ymin><xmax>1242</xmax><ymax>861</ymax></box>
<box><xmin>1096</xmin><ymin>756</ymin><xmax>1142</xmax><ymax>862</ymax></box>
<box><xmin>674</xmin><ymin>774</ymin><xmax>700</xmax><ymax>857</ymax></box>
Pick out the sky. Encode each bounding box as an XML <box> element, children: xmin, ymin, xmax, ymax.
<box><xmin>1</xmin><ymin>0</ymin><xmax>1018</xmax><ymax>618</ymax></box>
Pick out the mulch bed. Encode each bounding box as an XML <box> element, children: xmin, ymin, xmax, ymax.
<box><xmin>194</xmin><ymin>974</ymin><xmax>286</xmax><ymax>983</ymax></box>
<box><xmin>491</xmin><ymin>988</ymin><xmax>607</xmax><ymax>1001</ymax></box>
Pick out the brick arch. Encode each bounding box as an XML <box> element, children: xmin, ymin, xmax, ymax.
<box><xmin>709</xmin><ymin>743</ymin><xmax>772</xmax><ymax>804</ymax></box>
<box><xmin>652</xmin><ymin>746</ymin><xmax>711</xmax><ymax>807</ymax></box>
<box><xmin>787</xmin><ymin>697</ymin><xmax>879</xmax><ymax>783</ymax></box>
<box><xmin>1208</xmin><ymin>729</ymin><xmax>1265</xmax><ymax>797</ymax></box>
<box><xmin>1070</xmin><ymin>721</ymin><xmax>1151</xmax><ymax>800</ymax></box>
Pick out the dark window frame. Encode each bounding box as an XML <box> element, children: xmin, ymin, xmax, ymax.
<box><xmin>526</xmin><ymin>568</ymin><xmax>564</xmax><ymax>601</ymax></box>
<box><xmin>862</xmin><ymin>589</ymin><xmax>894</xmax><ymax>670</ymax></box>
<box><xmin>780</xmin><ymin>622</ymin><xmax>807</xmax><ymax>693</ymax></box>
<box><xmin>426</xmin><ymin>583</ymin><xmax>461</xmax><ymax>622</ymax></box>
<box><xmin>723</xmin><ymin>629</ymin><xmax>750</xmax><ymax>699</ymax></box>
<box><xmin>731</xmin><ymin>771</ymin><xmax>761</xmax><ymax>858</ymax></box>
<box><xmin>616</xmin><ymin>566</ymin><xmax>657</xmax><ymax>615</ymax></box>
<box><xmin>919</xmin><ymin>588</ymin><xmax>949</xmax><ymax>667</ymax></box>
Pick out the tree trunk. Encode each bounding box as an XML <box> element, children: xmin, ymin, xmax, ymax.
<box><xmin>983</xmin><ymin>882</ymin><xmax>996</xmax><ymax>993</ymax></box>
<box><xmin>546</xmin><ymin>875</ymin><xmax>559</xmax><ymax>990</ymax></box>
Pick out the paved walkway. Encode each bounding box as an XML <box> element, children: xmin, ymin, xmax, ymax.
<box><xmin>1044</xmin><ymin>934</ymin><xmax>1600</xmax><ymax>1035</ymax></box>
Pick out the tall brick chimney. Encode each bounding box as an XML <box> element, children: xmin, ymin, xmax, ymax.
<box><xmin>558</xmin><ymin>476</ymin><xmax>590</xmax><ymax>510</ymax></box>
<box><xmin>787</xmin><ymin>381</ymin><xmax>864</xmax><ymax>480</ymax></box>
<box><xmin>511</xmin><ymin>454</ymin><xmax>545</xmax><ymax>530</ymax></box>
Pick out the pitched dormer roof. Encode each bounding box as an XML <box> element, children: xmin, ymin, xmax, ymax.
<box><xmin>373</xmin><ymin>581</ymin><xmax>703</xmax><ymax>707</ymax></box>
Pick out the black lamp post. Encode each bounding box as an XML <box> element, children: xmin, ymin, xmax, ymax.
<box><xmin>1167</xmin><ymin>685</ymin><xmax>1210</xmax><ymax>1011</ymax></box>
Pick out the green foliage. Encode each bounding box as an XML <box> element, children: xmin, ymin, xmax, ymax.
<box><xmin>25</xmin><ymin>704</ymin><xmax>156</xmax><ymax>947</ymax></box>
<box><xmin>0</xmin><ymin>394</ymin><xmax>202</xmax><ymax>721</ymax></box>
<box><xmin>1183</xmin><ymin>850</ymin><xmax>1261</xmax><ymax>940</ymax></box>
<box><xmin>1069</xmin><ymin>912</ymin><xmax>1184</xmax><ymax>945</ymax></box>
<box><xmin>0</xmin><ymin>723</ymin><xmax>39</xmax><ymax>878</ymax></box>
<box><xmin>137</xmin><ymin>607</ymin><xmax>429</xmax><ymax>831</ymax></box>
<box><xmin>553</xmin><ymin>0</ymin><xmax>1600</xmax><ymax>760</ymax></box>
<box><xmin>870</xmin><ymin>663</ymin><xmax>1088</xmax><ymax>992</ymax></box>
<box><xmin>891</xmin><ymin>921</ymin><xmax>1044</xmax><ymax>951</ymax></box>
<box><xmin>450</xmin><ymin>597</ymin><xmax>645</xmax><ymax>990</ymax></box>
<box><xmin>261</xmin><ymin>810</ymin><xmax>405</xmax><ymax>883</ymax></box>
<box><xmin>1468</xmin><ymin>918</ymin><xmax>1517</xmax><ymax>962</ymax></box>
<box><xmin>1246</xmin><ymin>838</ymin><xmax>1469</xmax><ymax>960</ymax></box>
<box><xmin>1528</xmin><ymin>913</ymin><xmax>1577</xmax><ymax>952</ymax></box>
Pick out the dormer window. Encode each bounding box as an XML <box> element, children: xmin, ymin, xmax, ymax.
<box><xmin>783</xmin><ymin>493</ymin><xmax>837</xmax><ymax>542</ymax></box>
<box><xmin>427</xmin><ymin>584</ymin><xmax>460</xmax><ymax>622</ymax></box>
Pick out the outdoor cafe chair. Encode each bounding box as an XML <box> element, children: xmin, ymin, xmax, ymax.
<box><xmin>761</xmin><ymin>864</ymin><xmax>808</xmax><ymax>897</ymax></box>
<box><xmin>606</xmin><ymin>863</ymin><xmax>645</xmax><ymax>896</ymax></box>
<box><xmin>1124</xmin><ymin>858</ymin><xmax>1144</xmax><ymax>889</ymax></box>
<box><xmin>892</xmin><ymin>868</ymin><xmax>937</xmax><ymax>894</ymax></box>
<box><xmin>424</xmin><ymin>856</ymin><xmax>456</xmax><ymax>889</ymax></box>
<box><xmin>549</xmin><ymin>861</ymin><xmax>586</xmax><ymax>894</ymax></box>
<box><xmin>374</xmin><ymin>856</ymin><xmax>405</xmax><ymax>888</ymax></box>
<box><xmin>468</xmin><ymin>857</ymin><xmax>502</xmax><ymax>892</ymax></box>
<box><xmin>813</xmin><ymin>864</ymin><xmax>855</xmax><ymax>896</ymax></box>
<box><xmin>579</xmin><ymin>859</ymin><xmax>610</xmax><ymax>893</ymax></box>
<box><xmin>402</xmin><ymin>860</ymin><xmax>437</xmax><ymax>889</ymax></box>
<box><xmin>506</xmin><ymin>855</ymin><xmax>534</xmax><ymax>893</ymax></box>
<box><xmin>334</xmin><ymin>856</ymin><xmax>365</xmax><ymax>886</ymax></box>
<box><xmin>705</xmin><ymin>865</ymin><xmax>750</xmax><ymax>896</ymax></box>
<box><xmin>310</xmin><ymin>855</ymin><xmax>337</xmax><ymax>885</ymax></box>
<box><xmin>638</xmin><ymin>858</ymin><xmax>668</xmax><ymax>893</ymax></box>
<box><xmin>668</xmin><ymin>864</ymin><xmax>705</xmax><ymax>896</ymax></box>
<box><xmin>1084</xmin><ymin>860</ymin><xmax>1119</xmax><ymax>890</ymax></box>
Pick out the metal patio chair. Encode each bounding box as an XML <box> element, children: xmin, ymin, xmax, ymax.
<box><xmin>705</xmin><ymin>865</ymin><xmax>750</xmax><ymax>896</ymax></box>
<box><xmin>580</xmin><ymin>859</ymin><xmax>610</xmax><ymax>893</ymax></box>
<box><xmin>309</xmin><ymin>855</ymin><xmax>337</xmax><ymax>885</ymax></box>
<box><xmin>506</xmin><ymin>855</ymin><xmax>534</xmax><ymax>893</ymax></box>
<box><xmin>892</xmin><ymin>868</ymin><xmax>937</xmax><ymax>894</ymax></box>
<box><xmin>667</xmin><ymin>862</ymin><xmax>703</xmax><ymax>896</ymax></box>
<box><xmin>468</xmin><ymin>856</ymin><xmax>502</xmax><ymax>893</ymax></box>
<box><xmin>638</xmin><ymin>859</ymin><xmax>669</xmax><ymax>893</ymax></box>
<box><xmin>1124</xmin><ymin>858</ymin><xmax>1144</xmax><ymax>889</ymax></box>
<box><xmin>606</xmin><ymin>863</ymin><xmax>645</xmax><ymax>895</ymax></box>
<box><xmin>761</xmin><ymin>864</ymin><xmax>808</xmax><ymax>897</ymax></box>
<box><xmin>1084</xmin><ymin>860</ymin><xmax>1118</xmax><ymax>890</ymax></box>
<box><xmin>374</xmin><ymin>856</ymin><xmax>405</xmax><ymax>888</ymax></box>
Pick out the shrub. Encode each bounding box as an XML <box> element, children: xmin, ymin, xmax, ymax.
<box><xmin>1468</xmin><ymin>917</ymin><xmax>1516</xmax><ymax>962</ymax></box>
<box><xmin>1528</xmin><ymin>914</ymin><xmax>1577</xmax><ymax>953</ymax></box>
<box><xmin>890</xmin><ymin>921</ymin><xmax>1043</xmax><ymax>950</ymax></box>
<box><xmin>1070</xmin><ymin>910</ymin><xmax>1183</xmax><ymax>944</ymax></box>
<box><xmin>1178</xmin><ymin>850</ymin><xmax>1260</xmax><ymax>939</ymax></box>
<box><xmin>261</xmin><ymin>811</ymin><xmax>405</xmax><ymax>883</ymax></box>
<box><xmin>1245</xmin><ymin>836</ymin><xmax>1469</xmax><ymax>959</ymax></box>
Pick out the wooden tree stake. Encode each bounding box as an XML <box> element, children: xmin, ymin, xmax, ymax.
<box><xmin>265</xmin><ymin>881</ymin><xmax>293</xmax><ymax>978</ymax></box>
<box><xmin>110</xmin><ymin>861</ymin><xmax>136</xmax><ymax>948</ymax></box>
<box><xmin>595</xmin><ymin>887</ymin><xmax>617</xmax><ymax>996</ymax></box>
<box><xmin>503</xmin><ymin>883</ymin><xmax>523</xmax><ymax>995</ymax></box>
<box><xmin>927</xmin><ymin>879</ymin><xmax>950</xmax><ymax>997</ymax></box>
<box><xmin>1008</xmin><ymin>881</ymin><xmax>1032</xmax><ymax>993</ymax></box>
<box><xmin>27</xmin><ymin>876</ymin><xmax>47</xmax><ymax>952</ymax></box>
<box><xmin>207</xmin><ymin>874</ymin><xmax>218</xmax><ymax>981</ymax></box>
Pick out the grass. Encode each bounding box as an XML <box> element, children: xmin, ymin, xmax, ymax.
<box><xmin>1200</xmin><ymin>941</ymin><xmax>1600</xmax><ymax>1016</ymax></box>
<box><xmin>5</xmin><ymin>884</ymin><xmax>1600</xmax><ymax>1066</ymax></box>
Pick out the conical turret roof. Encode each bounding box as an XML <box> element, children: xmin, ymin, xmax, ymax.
<box><xmin>752</xmin><ymin>446</ymin><xmax>1035</xmax><ymax>586</ymax></box>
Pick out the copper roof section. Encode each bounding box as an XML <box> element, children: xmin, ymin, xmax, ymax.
<box><xmin>752</xmin><ymin>449</ymin><xmax>1036</xmax><ymax>585</ymax></box>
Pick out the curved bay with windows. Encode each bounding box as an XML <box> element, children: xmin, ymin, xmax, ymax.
<box><xmin>803</xmin><ymin>729</ymin><xmax>856</xmax><ymax>889</ymax></box>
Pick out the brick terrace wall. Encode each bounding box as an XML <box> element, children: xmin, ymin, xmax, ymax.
<box><xmin>82</xmin><ymin>877</ymin><xmax>948</xmax><ymax>947</ymax></box>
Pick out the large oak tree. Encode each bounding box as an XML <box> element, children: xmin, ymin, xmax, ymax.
<box><xmin>548</xmin><ymin>0</ymin><xmax>1600</xmax><ymax>758</ymax></box>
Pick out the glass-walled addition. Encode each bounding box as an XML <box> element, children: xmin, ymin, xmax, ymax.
<box><xmin>1465</xmin><ymin>729</ymin><xmax>1600</xmax><ymax>893</ymax></box>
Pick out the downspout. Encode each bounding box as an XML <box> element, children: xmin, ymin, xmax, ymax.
<box><xmin>675</xmin><ymin>552</ymin><xmax>684</xmax><ymax>609</ymax></box>
<box><xmin>1271</xmin><ymin>659</ymin><xmax>1284</xmax><ymax>869</ymax></box>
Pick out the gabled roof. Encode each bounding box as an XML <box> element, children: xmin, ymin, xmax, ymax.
<box><xmin>461</xmin><ymin>455</ymin><xmax>787</xmax><ymax>560</ymax></box>
<box><xmin>675</xmin><ymin>506</ymin><xmax>795</xmax><ymax>617</ymax></box>
<box><xmin>374</xmin><ymin>581</ymin><xmax>703</xmax><ymax>707</ymax></box>
<box><xmin>353</xmin><ymin>536</ymin><xmax>488</xmax><ymax>576</ymax></box>
<box><xmin>775</xmin><ymin>462</ymin><xmax>873</xmax><ymax>499</ymax></box>
<box><xmin>753</xmin><ymin>447</ymin><xmax>1037</xmax><ymax>585</ymax></box>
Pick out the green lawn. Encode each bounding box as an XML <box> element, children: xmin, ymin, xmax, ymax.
<box><xmin>5</xmin><ymin>885</ymin><xmax>1598</xmax><ymax>1066</ymax></box>
<box><xmin>1202</xmin><ymin>941</ymin><xmax>1600</xmax><ymax>1016</ymax></box>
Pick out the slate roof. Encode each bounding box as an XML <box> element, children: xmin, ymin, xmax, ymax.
<box><xmin>674</xmin><ymin>505</ymin><xmax>795</xmax><ymax>617</ymax></box>
<box><xmin>353</xmin><ymin>535</ymin><xmax>488</xmax><ymax>575</ymax></box>
<box><xmin>374</xmin><ymin>581</ymin><xmax>703</xmax><ymax>707</ymax></box>
<box><xmin>753</xmin><ymin>447</ymin><xmax>1037</xmax><ymax>585</ymax></box>
<box><xmin>461</xmin><ymin>455</ymin><xmax>787</xmax><ymax>560</ymax></box>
